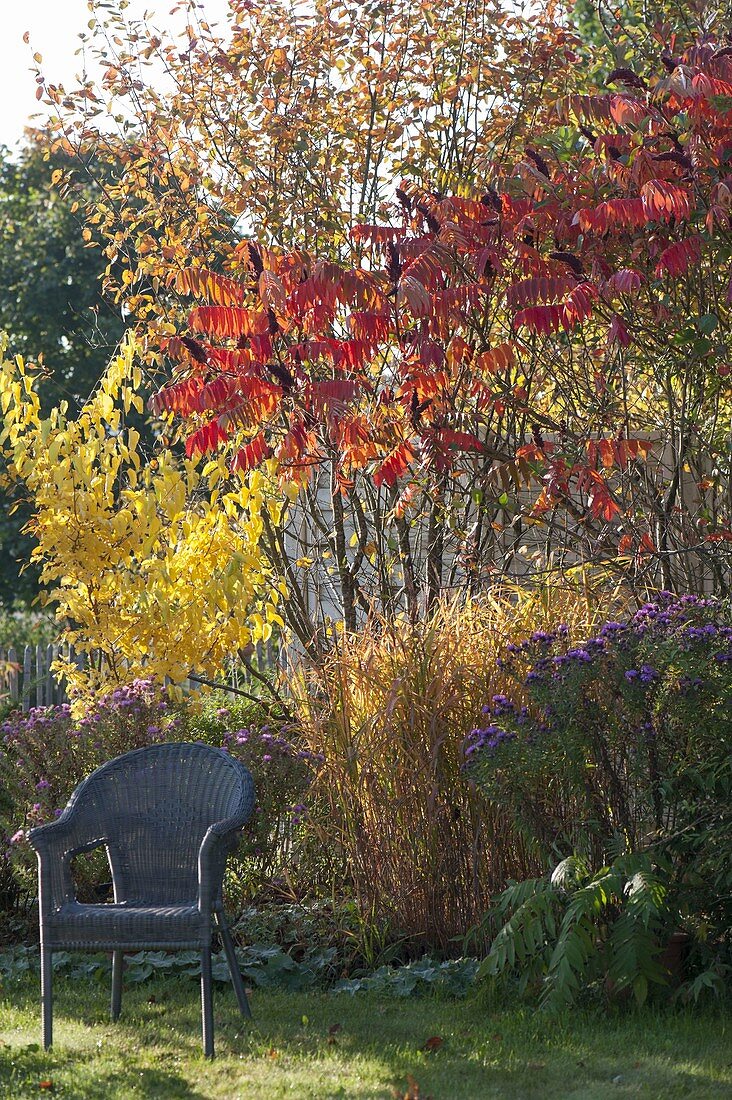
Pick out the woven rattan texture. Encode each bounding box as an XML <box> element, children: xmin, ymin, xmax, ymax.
<box><xmin>28</xmin><ymin>742</ymin><xmax>256</xmax><ymax>1055</ymax></box>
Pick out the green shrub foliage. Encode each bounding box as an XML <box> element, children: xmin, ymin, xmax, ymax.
<box><xmin>467</xmin><ymin>594</ymin><xmax>732</xmax><ymax>1005</ymax></box>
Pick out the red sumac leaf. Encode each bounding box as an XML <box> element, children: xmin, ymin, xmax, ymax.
<box><xmin>609</xmin><ymin>94</ymin><xmax>647</xmax><ymax>127</ymax></box>
<box><xmin>433</xmin><ymin>428</ymin><xmax>484</xmax><ymax>452</ymax></box>
<box><xmin>349</xmin><ymin>311</ymin><xmax>392</xmax><ymax>343</ymax></box>
<box><xmin>185</xmin><ymin>420</ymin><xmax>228</xmax><ymax>457</ymax></box>
<box><xmin>258</xmin><ymin>269</ymin><xmax>287</xmax><ymax>313</ymax></box>
<box><xmin>149</xmin><ymin>377</ymin><xmax>204</xmax><ymax>416</ymax></box>
<box><xmin>475</xmin><ymin>342</ymin><xmax>515</xmax><ymax>374</ymax></box>
<box><xmin>641</xmin><ymin>180</ymin><xmax>691</xmax><ymax>222</ymax></box>
<box><xmin>559</xmin><ymin>93</ymin><xmax>615</xmax><ymax>125</ymax></box>
<box><xmin>188</xmin><ymin>306</ymin><xmax>269</xmax><ymax>339</ymax></box>
<box><xmin>563</xmin><ymin>282</ymin><xmax>598</xmax><ymax>326</ymax></box>
<box><xmin>397</xmin><ymin>275</ymin><xmax>432</xmax><ymax>317</ymax></box>
<box><xmin>231</xmin><ymin>431</ymin><xmax>271</xmax><ymax>472</ymax></box>
<box><xmin>513</xmin><ymin>304</ymin><xmax>567</xmax><ymax>334</ymax></box>
<box><xmin>505</xmin><ymin>276</ymin><xmax>572</xmax><ymax>310</ymax></box>
<box><xmin>606</xmin><ymin>268</ymin><xmax>644</xmax><ymax>295</ymax></box>
<box><xmin>373</xmin><ymin>441</ymin><xmax>416</xmax><ymax>488</ymax></box>
<box><xmin>350</xmin><ymin>224</ymin><xmax>405</xmax><ymax>245</ymax></box>
<box><xmin>575</xmin><ymin>198</ymin><xmax>647</xmax><ymax>233</ymax></box>
<box><xmin>608</xmin><ymin>314</ymin><xmax>631</xmax><ymax>346</ymax></box>
<box><xmin>654</xmin><ymin>234</ymin><xmax>702</xmax><ymax>277</ymax></box>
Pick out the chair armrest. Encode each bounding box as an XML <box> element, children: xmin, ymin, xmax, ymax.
<box><xmin>198</xmin><ymin>761</ymin><xmax>255</xmax><ymax>911</ymax></box>
<box><xmin>28</xmin><ymin>815</ymin><xmax>107</xmax><ymax>917</ymax></box>
<box><xmin>197</xmin><ymin>818</ymin><xmax>247</xmax><ymax>912</ymax></box>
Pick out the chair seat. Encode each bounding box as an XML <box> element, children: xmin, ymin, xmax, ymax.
<box><xmin>45</xmin><ymin>901</ymin><xmax>206</xmax><ymax>948</ymax></box>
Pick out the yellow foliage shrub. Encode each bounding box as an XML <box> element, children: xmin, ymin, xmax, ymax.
<box><xmin>0</xmin><ymin>334</ymin><xmax>285</xmax><ymax>701</ymax></box>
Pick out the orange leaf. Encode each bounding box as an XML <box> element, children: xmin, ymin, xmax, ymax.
<box><xmin>173</xmin><ymin>267</ymin><xmax>245</xmax><ymax>306</ymax></box>
<box><xmin>188</xmin><ymin>305</ymin><xmax>269</xmax><ymax>340</ymax></box>
<box><xmin>475</xmin><ymin>343</ymin><xmax>515</xmax><ymax>374</ymax></box>
<box><xmin>609</xmin><ymin>94</ymin><xmax>647</xmax><ymax>128</ymax></box>
<box><xmin>575</xmin><ymin>198</ymin><xmax>646</xmax><ymax>233</ymax></box>
<box><xmin>641</xmin><ymin>180</ymin><xmax>691</xmax><ymax>222</ymax></box>
<box><xmin>258</xmin><ymin>269</ymin><xmax>287</xmax><ymax>313</ymax></box>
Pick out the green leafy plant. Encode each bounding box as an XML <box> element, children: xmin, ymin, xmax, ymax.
<box><xmin>0</xmin><ymin>943</ymin><xmax>479</xmax><ymax>998</ymax></box>
<box><xmin>479</xmin><ymin>853</ymin><xmax>670</xmax><ymax>1011</ymax></box>
<box><xmin>467</xmin><ymin>593</ymin><xmax>732</xmax><ymax>1004</ymax></box>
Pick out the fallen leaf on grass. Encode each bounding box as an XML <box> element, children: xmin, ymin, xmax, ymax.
<box><xmin>327</xmin><ymin>1023</ymin><xmax>342</xmax><ymax>1046</ymax></box>
<box><xmin>267</xmin><ymin>1048</ymin><xmax>279</xmax><ymax>1059</ymax></box>
<box><xmin>392</xmin><ymin>1074</ymin><xmax>432</xmax><ymax>1100</ymax></box>
<box><xmin>422</xmin><ymin>1035</ymin><xmax>443</xmax><ymax>1052</ymax></box>
<box><xmin>38</xmin><ymin>1081</ymin><xmax>54</xmax><ymax>1091</ymax></box>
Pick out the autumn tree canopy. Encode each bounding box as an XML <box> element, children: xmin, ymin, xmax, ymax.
<box><xmin>7</xmin><ymin>0</ymin><xmax>731</xmax><ymax>666</ymax></box>
<box><xmin>153</xmin><ymin>23</ymin><xmax>732</xmax><ymax>616</ymax></box>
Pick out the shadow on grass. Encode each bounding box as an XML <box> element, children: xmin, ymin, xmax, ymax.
<box><xmin>0</xmin><ymin>1047</ymin><xmax>204</xmax><ymax>1100</ymax></box>
<box><xmin>3</xmin><ymin>975</ymin><xmax>731</xmax><ymax>1099</ymax></box>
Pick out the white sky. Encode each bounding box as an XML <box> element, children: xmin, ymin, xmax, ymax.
<box><xmin>0</xmin><ymin>0</ymin><xmax>232</xmax><ymax>150</ymax></box>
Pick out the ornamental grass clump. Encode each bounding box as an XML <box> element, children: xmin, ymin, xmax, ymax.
<box><xmin>294</xmin><ymin>579</ymin><xmax>609</xmax><ymax>955</ymax></box>
<box><xmin>467</xmin><ymin>593</ymin><xmax>732</xmax><ymax>1004</ymax></box>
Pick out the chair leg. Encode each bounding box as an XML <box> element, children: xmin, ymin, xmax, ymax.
<box><xmin>111</xmin><ymin>950</ymin><xmax>124</xmax><ymax>1021</ymax></box>
<box><xmin>41</xmin><ymin>946</ymin><xmax>53</xmax><ymax>1050</ymax></box>
<box><xmin>216</xmin><ymin>912</ymin><xmax>251</xmax><ymax>1019</ymax></box>
<box><xmin>201</xmin><ymin>945</ymin><xmax>214</xmax><ymax>1058</ymax></box>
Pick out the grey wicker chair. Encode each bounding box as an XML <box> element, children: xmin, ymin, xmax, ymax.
<box><xmin>27</xmin><ymin>742</ymin><xmax>255</xmax><ymax>1057</ymax></box>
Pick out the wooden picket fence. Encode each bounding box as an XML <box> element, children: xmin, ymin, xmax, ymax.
<box><xmin>0</xmin><ymin>644</ymin><xmax>72</xmax><ymax>711</ymax></box>
<box><xmin>0</xmin><ymin>640</ymin><xmax>280</xmax><ymax>712</ymax></box>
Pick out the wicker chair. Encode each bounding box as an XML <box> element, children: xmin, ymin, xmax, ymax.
<box><xmin>27</xmin><ymin>742</ymin><xmax>255</xmax><ymax>1057</ymax></box>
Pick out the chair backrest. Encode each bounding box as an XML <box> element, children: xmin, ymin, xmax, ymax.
<box><xmin>66</xmin><ymin>743</ymin><xmax>254</xmax><ymax>904</ymax></box>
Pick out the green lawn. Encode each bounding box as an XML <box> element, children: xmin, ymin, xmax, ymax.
<box><xmin>0</xmin><ymin>975</ymin><xmax>730</xmax><ymax>1099</ymax></box>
